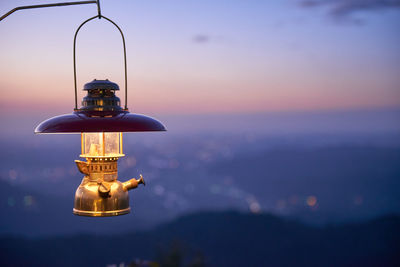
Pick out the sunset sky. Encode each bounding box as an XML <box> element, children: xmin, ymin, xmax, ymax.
<box><xmin>1</xmin><ymin>2</ymin><xmax>400</xmax><ymax>247</ymax></box>
<box><xmin>0</xmin><ymin>0</ymin><xmax>399</xmax><ymax>116</ymax></box>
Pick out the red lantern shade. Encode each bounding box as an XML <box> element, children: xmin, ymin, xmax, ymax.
<box><xmin>34</xmin><ymin>79</ymin><xmax>166</xmax><ymax>134</ymax></box>
<box><xmin>35</xmin><ymin>111</ymin><xmax>166</xmax><ymax>133</ymax></box>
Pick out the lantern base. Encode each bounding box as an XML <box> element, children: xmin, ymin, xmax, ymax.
<box><xmin>73</xmin><ymin>159</ymin><xmax>145</xmax><ymax>217</ymax></box>
<box><xmin>73</xmin><ymin>177</ymin><xmax>131</xmax><ymax>217</ymax></box>
<box><xmin>73</xmin><ymin>207</ymin><xmax>130</xmax><ymax>217</ymax></box>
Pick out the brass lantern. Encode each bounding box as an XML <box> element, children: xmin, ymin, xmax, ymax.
<box><xmin>34</xmin><ymin>15</ymin><xmax>166</xmax><ymax>217</ymax></box>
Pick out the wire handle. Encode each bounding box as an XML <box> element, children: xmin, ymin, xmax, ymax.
<box><xmin>73</xmin><ymin>15</ymin><xmax>128</xmax><ymax>110</ymax></box>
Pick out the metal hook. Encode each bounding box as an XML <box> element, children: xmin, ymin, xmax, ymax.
<box><xmin>0</xmin><ymin>1</ymin><xmax>97</xmax><ymax>22</ymax></box>
<box><xmin>96</xmin><ymin>0</ymin><xmax>102</xmax><ymax>19</ymax></box>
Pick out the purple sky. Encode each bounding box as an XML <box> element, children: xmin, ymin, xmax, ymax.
<box><xmin>0</xmin><ymin>0</ymin><xmax>399</xmax><ymax>116</ymax></box>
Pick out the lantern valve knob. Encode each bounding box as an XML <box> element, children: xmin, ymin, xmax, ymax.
<box><xmin>122</xmin><ymin>174</ymin><xmax>145</xmax><ymax>191</ymax></box>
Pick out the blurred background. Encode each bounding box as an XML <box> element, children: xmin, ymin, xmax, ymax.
<box><xmin>0</xmin><ymin>0</ymin><xmax>399</xmax><ymax>266</ymax></box>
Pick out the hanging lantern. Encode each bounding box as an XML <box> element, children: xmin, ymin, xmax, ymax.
<box><xmin>35</xmin><ymin>16</ymin><xmax>166</xmax><ymax>217</ymax></box>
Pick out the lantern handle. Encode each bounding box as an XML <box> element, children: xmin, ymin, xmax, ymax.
<box><xmin>73</xmin><ymin>15</ymin><xmax>128</xmax><ymax>110</ymax></box>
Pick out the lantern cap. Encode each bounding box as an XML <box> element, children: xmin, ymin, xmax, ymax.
<box><xmin>81</xmin><ymin>79</ymin><xmax>122</xmax><ymax>112</ymax></box>
<box><xmin>83</xmin><ymin>79</ymin><xmax>119</xmax><ymax>91</ymax></box>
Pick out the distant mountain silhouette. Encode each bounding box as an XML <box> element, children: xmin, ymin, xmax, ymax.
<box><xmin>1</xmin><ymin>211</ymin><xmax>399</xmax><ymax>267</ymax></box>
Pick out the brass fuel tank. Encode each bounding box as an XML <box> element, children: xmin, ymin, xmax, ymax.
<box><xmin>74</xmin><ymin>158</ymin><xmax>144</xmax><ymax>217</ymax></box>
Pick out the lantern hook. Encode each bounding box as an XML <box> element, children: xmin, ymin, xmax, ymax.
<box><xmin>96</xmin><ymin>0</ymin><xmax>102</xmax><ymax>19</ymax></box>
<box><xmin>0</xmin><ymin>1</ymin><xmax>101</xmax><ymax>21</ymax></box>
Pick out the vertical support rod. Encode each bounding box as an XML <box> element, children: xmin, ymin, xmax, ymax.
<box><xmin>102</xmin><ymin>132</ymin><xmax>105</xmax><ymax>156</ymax></box>
<box><xmin>119</xmin><ymin>132</ymin><xmax>123</xmax><ymax>155</ymax></box>
<box><xmin>81</xmin><ymin>132</ymin><xmax>84</xmax><ymax>155</ymax></box>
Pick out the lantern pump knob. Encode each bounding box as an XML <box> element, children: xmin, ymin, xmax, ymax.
<box><xmin>98</xmin><ymin>181</ymin><xmax>112</xmax><ymax>198</ymax></box>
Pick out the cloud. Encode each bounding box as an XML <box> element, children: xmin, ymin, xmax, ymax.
<box><xmin>193</xmin><ymin>35</ymin><xmax>211</xmax><ymax>44</ymax></box>
<box><xmin>192</xmin><ymin>34</ymin><xmax>229</xmax><ymax>45</ymax></box>
<box><xmin>299</xmin><ymin>0</ymin><xmax>400</xmax><ymax>17</ymax></box>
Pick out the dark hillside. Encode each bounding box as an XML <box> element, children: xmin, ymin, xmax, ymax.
<box><xmin>1</xmin><ymin>211</ymin><xmax>399</xmax><ymax>266</ymax></box>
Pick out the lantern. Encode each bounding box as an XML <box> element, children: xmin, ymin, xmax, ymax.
<box><xmin>34</xmin><ymin>14</ymin><xmax>166</xmax><ymax>217</ymax></box>
<box><xmin>35</xmin><ymin>79</ymin><xmax>165</xmax><ymax>216</ymax></box>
